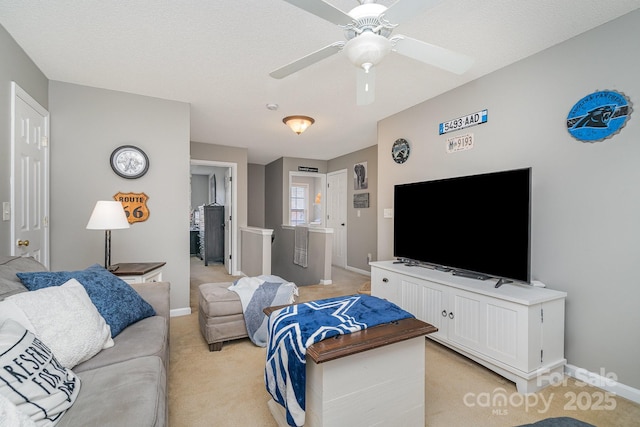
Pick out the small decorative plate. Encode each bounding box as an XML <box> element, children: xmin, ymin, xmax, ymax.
<box><xmin>566</xmin><ymin>90</ymin><xmax>632</xmax><ymax>142</ymax></box>
<box><xmin>110</xmin><ymin>145</ymin><xmax>149</xmax><ymax>179</ymax></box>
<box><xmin>391</xmin><ymin>138</ymin><xmax>410</xmax><ymax>164</ymax></box>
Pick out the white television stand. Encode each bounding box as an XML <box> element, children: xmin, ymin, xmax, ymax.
<box><xmin>370</xmin><ymin>261</ymin><xmax>567</xmax><ymax>393</ymax></box>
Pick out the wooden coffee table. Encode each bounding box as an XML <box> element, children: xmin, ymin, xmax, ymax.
<box><xmin>110</xmin><ymin>262</ymin><xmax>166</xmax><ymax>284</ymax></box>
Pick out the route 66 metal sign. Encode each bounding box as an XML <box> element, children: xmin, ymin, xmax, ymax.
<box><xmin>113</xmin><ymin>192</ymin><xmax>149</xmax><ymax>224</ymax></box>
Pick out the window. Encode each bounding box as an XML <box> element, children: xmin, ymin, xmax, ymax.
<box><xmin>290</xmin><ymin>184</ymin><xmax>308</xmax><ymax>225</ymax></box>
<box><xmin>287</xmin><ymin>171</ymin><xmax>326</xmax><ymax>226</ymax></box>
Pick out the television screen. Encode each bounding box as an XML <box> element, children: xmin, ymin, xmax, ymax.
<box><xmin>393</xmin><ymin>168</ymin><xmax>531</xmax><ymax>284</ymax></box>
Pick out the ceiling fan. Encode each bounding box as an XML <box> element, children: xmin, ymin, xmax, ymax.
<box><xmin>270</xmin><ymin>0</ymin><xmax>474</xmax><ymax>105</ymax></box>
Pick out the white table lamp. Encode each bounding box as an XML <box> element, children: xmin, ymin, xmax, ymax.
<box><xmin>86</xmin><ymin>201</ymin><xmax>130</xmax><ymax>270</ymax></box>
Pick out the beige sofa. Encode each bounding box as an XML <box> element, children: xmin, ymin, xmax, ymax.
<box><xmin>0</xmin><ymin>256</ymin><xmax>169</xmax><ymax>427</ymax></box>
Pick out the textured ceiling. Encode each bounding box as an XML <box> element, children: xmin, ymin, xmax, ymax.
<box><xmin>1</xmin><ymin>0</ymin><xmax>639</xmax><ymax>164</ymax></box>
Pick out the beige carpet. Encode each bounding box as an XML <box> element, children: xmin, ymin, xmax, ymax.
<box><xmin>168</xmin><ymin>258</ymin><xmax>640</xmax><ymax>426</ymax></box>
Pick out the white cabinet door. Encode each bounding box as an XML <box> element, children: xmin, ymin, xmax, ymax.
<box><xmin>447</xmin><ymin>289</ymin><xmax>482</xmax><ymax>351</ymax></box>
<box><xmin>480</xmin><ymin>296</ymin><xmax>530</xmax><ymax>372</ymax></box>
<box><xmin>445</xmin><ymin>287</ymin><xmax>530</xmax><ymax>372</ymax></box>
<box><xmin>401</xmin><ymin>277</ymin><xmax>448</xmax><ymax>341</ymax></box>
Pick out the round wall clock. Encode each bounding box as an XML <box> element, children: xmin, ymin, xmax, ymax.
<box><xmin>391</xmin><ymin>138</ymin><xmax>410</xmax><ymax>164</ymax></box>
<box><xmin>110</xmin><ymin>145</ymin><xmax>149</xmax><ymax>179</ymax></box>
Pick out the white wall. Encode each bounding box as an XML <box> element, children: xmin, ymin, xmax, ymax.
<box><xmin>49</xmin><ymin>82</ymin><xmax>191</xmax><ymax>312</ymax></box>
<box><xmin>378</xmin><ymin>10</ymin><xmax>640</xmax><ymax>390</ymax></box>
<box><xmin>0</xmin><ymin>25</ymin><xmax>48</xmax><ymax>252</ymax></box>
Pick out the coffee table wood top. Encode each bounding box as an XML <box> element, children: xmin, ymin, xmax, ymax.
<box><xmin>264</xmin><ymin>304</ymin><xmax>437</xmax><ymax>364</ymax></box>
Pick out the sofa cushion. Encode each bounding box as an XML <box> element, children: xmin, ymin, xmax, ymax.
<box><xmin>0</xmin><ymin>256</ymin><xmax>46</xmax><ymax>301</ymax></box>
<box><xmin>0</xmin><ymin>319</ymin><xmax>80</xmax><ymax>426</ymax></box>
<box><xmin>17</xmin><ymin>264</ymin><xmax>155</xmax><ymax>337</ymax></box>
<box><xmin>73</xmin><ymin>315</ymin><xmax>168</xmax><ymax>373</ymax></box>
<box><xmin>57</xmin><ymin>356</ymin><xmax>166</xmax><ymax>427</ymax></box>
<box><xmin>132</xmin><ymin>282</ymin><xmax>170</xmax><ymax>319</ymax></box>
<box><xmin>1</xmin><ymin>279</ymin><xmax>114</xmax><ymax>368</ymax></box>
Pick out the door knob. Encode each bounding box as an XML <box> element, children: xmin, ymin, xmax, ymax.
<box><xmin>17</xmin><ymin>239</ymin><xmax>30</xmax><ymax>247</ymax></box>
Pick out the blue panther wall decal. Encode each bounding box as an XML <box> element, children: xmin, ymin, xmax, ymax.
<box><xmin>566</xmin><ymin>90</ymin><xmax>632</xmax><ymax>142</ymax></box>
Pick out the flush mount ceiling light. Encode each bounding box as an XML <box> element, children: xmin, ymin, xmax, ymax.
<box><xmin>283</xmin><ymin>115</ymin><xmax>315</xmax><ymax>135</ymax></box>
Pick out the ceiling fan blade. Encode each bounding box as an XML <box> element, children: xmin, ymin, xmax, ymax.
<box><xmin>392</xmin><ymin>35</ymin><xmax>473</xmax><ymax>74</ymax></box>
<box><xmin>281</xmin><ymin>0</ymin><xmax>353</xmax><ymax>26</ymax></box>
<box><xmin>356</xmin><ymin>67</ymin><xmax>376</xmax><ymax>106</ymax></box>
<box><xmin>384</xmin><ymin>0</ymin><xmax>443</xmax><ymax>25</ymax></box>
<box><xmin>270</xmin><ymin>41</ymin><xmax>345</xmax><ymax>79</ymax></box>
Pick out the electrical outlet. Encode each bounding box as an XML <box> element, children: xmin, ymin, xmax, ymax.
<box><xmin>2</xmin><ymin>202</ymin><xmax>10</xmax><ymax>221</ymax></box>
<box><xmin>367</xmin><ymin>253</ymin><xmax>372</xmax><ymax>263</ymax></box>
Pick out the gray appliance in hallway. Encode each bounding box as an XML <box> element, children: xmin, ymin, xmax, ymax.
<box><xmin>199</xmin><ymin>204</ymin><xmax>225</xmax><ymax>265</ymax></box>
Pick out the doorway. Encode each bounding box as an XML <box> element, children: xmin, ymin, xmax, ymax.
<box><xmin>10</xmin><ymin>82</ymin><xmax>50</xmax><ymax>267</ymax></box>
<box><xmin>190</xmin><ymin>160</ymin><xmax>238</xmax><ymax>275</ymax></box>
<box><xmin>327</xmin><ymin>169</ymin><xmax>347</xmax><ymax>268</ymax></box>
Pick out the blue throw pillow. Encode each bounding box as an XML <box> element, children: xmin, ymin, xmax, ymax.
<box><xmin>17</xmin><ymin>264</ymin><xmax>156</xmax><ymax>337</ymax></box>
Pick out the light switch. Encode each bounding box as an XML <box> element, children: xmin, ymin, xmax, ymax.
<box><xmin>2</xmin><ymin>202</ymin><xmax>10</xmax><ymax>221</ymax></box>
<box><xmin>357</xmin><ymin>210</ymin><xmax>361</xmax><ymax>217</ymax></box>
<box><xmin>383</xmin><ymin>208</ymin><xmax>393</xmax><ymax>218</ymax></box>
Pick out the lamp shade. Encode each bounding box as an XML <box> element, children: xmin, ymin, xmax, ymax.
<box><xmin>86</xmin><ymin>201</ymin><xmax>130</xmax><ymax>230</ymax></box>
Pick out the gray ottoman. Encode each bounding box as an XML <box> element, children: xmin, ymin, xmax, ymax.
<box><xmin>198</xmin><ymin>282</ymin><xmax>248</xmax><ymax>351</ymax></box>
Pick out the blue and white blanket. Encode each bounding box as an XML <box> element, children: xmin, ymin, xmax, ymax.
<box><xmin>264</xmin><ymin>294</ymin><xmax>414</xmax><ymax>427</ymax></box>
<box><xmin>228</xmin><ymin>275</ymin><xmax>298</xmax><ymax>347</ymax></box>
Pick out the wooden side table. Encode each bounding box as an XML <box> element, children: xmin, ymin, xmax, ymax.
<box><xmin>110</xmin><ymin>262</ymin><xmax>166</xmax><ymax>284</ymax></box>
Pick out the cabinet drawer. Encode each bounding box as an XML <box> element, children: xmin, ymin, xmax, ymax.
<box><xmin>370</xmin><ymin>268</ymin><xmax>401</xmax><ymax>306</ymax></box>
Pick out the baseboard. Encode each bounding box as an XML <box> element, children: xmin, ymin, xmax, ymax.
<box><xmin>319</xmin><ymin>279</ymin><xmax>332</xmax><ymax>285</ymax></box>
<box><xmin>344</xmin><ymin>265</ymin><xmax>371</xmax><ymax>276</ymax></box>
<box><xmin>565</xmin><ymin>363</ymin><xmax>640</xmax><ymax>404</ymax></box>
<box><xmin>170</xmin><ymin>307</ymin><xmax>192</xmax><ymax>317</ymax></box>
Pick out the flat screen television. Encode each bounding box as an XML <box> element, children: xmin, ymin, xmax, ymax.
<box><xmin>393</xmin><ymin>167</ymin><xmax>531</xmax><ymax>285</ymax></box>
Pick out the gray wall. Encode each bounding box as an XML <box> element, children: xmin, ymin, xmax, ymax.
<box><xmin>262</xmin><ymin>154</ymin><xmax>378</xmax><ymax>273</ymax></box>
<box><xmin>271</xmin><ymin>226</ymin><xmax>332</xmax><ymax>286</ymax></box>
<box><xmin>377</xmin><ymin>10</ymin><xmax>640</xmax><ymax>389</ymax></box>
<box><xmin>248</xmin><ymin>163</ymin><xmax>265</xmax><ymax>228</ymax></box>
<box><xmin>328</xmin><ymin>145</ymin><xmax>377</xmax><ymax>272</ymax></box>
<box><xmin>191</xmin><ymin>174</ymin><xmax>209</xmax><ymax>209</ymax></box>
<box><xmin>266</xmin><ymin>157</ymin><xmax>329</xmax><ymax>276</ymax></box>
<box><xmin>265</xmin><ymin>157</ymin><xmax>329</xmax><ymax>229</ymax></box>
<box><xmin>0</xmin><ymin>25</ymin><xmax>48</xmax><ymax>253</ymax></box>
<box><xmin>191</xmin><ymin>166</ymin><xmax>227</xmax><ymax>210</ymax></box>
<box><xmin>264</xmin><ymin>157</ymin><xmax>284</xmax><ymax>231</ymax></box>
<box><xmin>49</xmin><ymin>81</ymin><xmax>191</xmax><ymax>311</ymax></box>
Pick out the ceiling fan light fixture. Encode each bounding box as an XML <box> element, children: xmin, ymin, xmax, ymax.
<box><xmin>283</xmin><ymin>115</ymin><xmax>315</xmax><ymax>135</ymax></box>
<box><xmin>345</xmin><ymin>31</ymin><xmax>392</xmax><ymax>70</ymax></box>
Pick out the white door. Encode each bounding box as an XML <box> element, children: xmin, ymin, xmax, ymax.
<box><xmin>11</xmin><ymin>82</ymin><xmax>50</xmax><ymax>267</ymax></box>
<box><xmin>224</xmin><ymin>167</ymin><xmax>232</xmax><ymax>274</ymax></box>
<box><xmin>327</xmin><ymin>170</ymin><xmax>347</xmax><ymax>268</ymax></box>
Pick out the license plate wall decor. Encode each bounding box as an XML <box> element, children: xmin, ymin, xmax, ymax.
<box><xmin>446</xmin><ymin>133</ymin><xmax>474</xmax><ymax>153</ymax></box>
<box><xmin>439</xmin><ymin>109</ymin><xmax>488</xmax><ymax>135</ymax></box>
